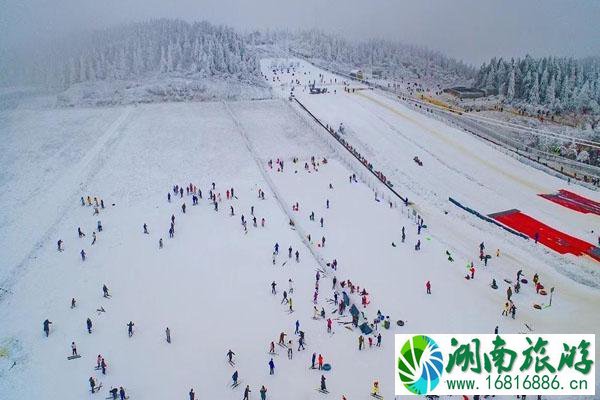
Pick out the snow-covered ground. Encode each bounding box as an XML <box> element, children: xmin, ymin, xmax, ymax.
<box><xmin>0</xmin><ymin>58</ymin><xmax>598</xmax><ymax>400</ymax></box>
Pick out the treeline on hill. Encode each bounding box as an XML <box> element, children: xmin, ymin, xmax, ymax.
<box><xmin>475</xmin><ymin>56</ymin><xmax>600</xmax><ymax>115</ymax></box>
<box><xmin>249</xmin><ymin>30</ymin><xmax>476</xmax><ymax>86</ymax></box>
<box><xmin>1</xmin><ymin>19</ymin><xmax>262</xmax><ymax>90</ymax></box>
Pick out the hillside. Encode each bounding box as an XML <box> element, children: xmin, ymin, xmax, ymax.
<box><xmin>0</xmin><ymin>20</ymin><xmax>270</xmax><ymax>106</ymax></box>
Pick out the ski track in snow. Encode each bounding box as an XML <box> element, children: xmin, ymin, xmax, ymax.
<box><xmin>0</xmin><ymin>106</ymin><xmax>134</xmax><ymax>301</ymax></box>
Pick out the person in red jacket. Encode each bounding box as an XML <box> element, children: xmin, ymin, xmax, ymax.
<box><xmin>426</xmin><ymin>281</ymin><xmax>431</xmax><ymax>294</ymax></box>
<box><xmin>318</xmin><ymin>354</ymin><xmax>324</xmax><ymax>370</ymax></box>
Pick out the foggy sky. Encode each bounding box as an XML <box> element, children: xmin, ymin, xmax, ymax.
<box><xmin>1</xmin><ymin>0</ymin><xmax>599</xmax><ymax>65</ymax></box>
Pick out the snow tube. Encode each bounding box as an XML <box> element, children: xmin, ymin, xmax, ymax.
<box><xmin>539</xmin><ymin>290</ymin><xmax>547</xmax><ymax>296</ymax></box>
<box><xmin>533</xmin><ymin>304</ymin><xmax>542</xmax><ymax>310</ymax></box>
<box><xmin>322</xmin><ymin>364</ymin><xmax>331</xmax><ymax>371</ymax></box>
<box><xmin>521</xmin><ymin>278</ymin><xmax>528</xmax><ymax>284</ymax></box>
<box><xmin>396</xmin><ymin>320</ymin><xmax>405</xmax><ymax>326</ymax></box>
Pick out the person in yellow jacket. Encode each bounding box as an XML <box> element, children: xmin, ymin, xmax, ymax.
<box><xmin>372</xmin><ymin>380</ymin><xmax>380</xmax><ymax>395</ymax></box>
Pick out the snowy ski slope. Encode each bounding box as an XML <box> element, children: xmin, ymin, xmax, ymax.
<box><xmin>0</xmin><ymin>60</ymin><xmax>598</xmax><ymax>400</ymax></box>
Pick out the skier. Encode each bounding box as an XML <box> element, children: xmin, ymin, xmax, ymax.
<box><xmin>320</xmin><ymin>375</ymin><xmax>327</xmax><ymax>392</ymax></box>
<box><xmin>415</xmin><ymin>240</ymin><xmax>421</xmax><ymax>251</ymax></box>
<box><xmin>86</xmin><ymin>318</ymin><xmax>92</xmax><ymax>334</ymax></box>
<box><xmin>269</xmin><ymin>341</ymin><xmax>275</xmax><ymax>354</ymax></box>
<box><xmin>43</xmin><ymin>319</ymin><xmax>52</xmax><ymax>337</ymax></box>
<box><xmin>274</xmin><ymin>243</ymin><xmax>279</xmax><ymax>255</ymax></box>
<box><xmin>57</xmin><ymin>239</ymin><xmax>63</xmax><ymax>251</ymax></box>
<box><xmin>326</xmin><ymin>318</ymin><xmax>332</xmax><ymax>333</ymax></box>
<box><xmin>127</xmin><ymin>321</ymin><xmax>134</xmax><ymax>337</ymax></box>
<box><xmin>91</xmin><ymin>232</ymin><xmax>97</xmax><ymax>245</ymax></box>
<box><xmin>507</xmin><ymin>286</ymin><xmax>513</xmax><ymax>301</ymax></box>
<box><xmin>227</xmin><ymin>349</ymin><xmax>235</xmax><ymax>363</ymax></box>
<box><xmin>318</xmin><ymin>354</ymin><xmax>324</xmax><ymax>369</ymax></box>
<box><xmin>359</xmin><ymin>335</ymin><xmax>365</xmax><ymax>350</ymax></box>
<box><xmin>320</xmin><ymin>217</ymin><xmax>324</xmax><ymax>227</ymax></box>
<box><xmin>243</xmin><ymin>385</ymin><xmax>251</xmax><ymax>400</ymax></box>
<box><xmin>103</xmin><ymin>284</ymin><xmax>110</xmax><ymax>298</ymax></box>
<box><xmin>298</xmin><ymin>336</ymin><xmax>305</xmax><ymax>351</ymax></box>
<box><xmin>372</xmin><ymin>381</ymin><xmax>380</xmax><ymax>396</ymax></box>
<box><xmin>426</xmin><ymin>280</ymin><xmax>431</xmax><ymax>294</ymax></box>
<box><xmin>71</xmin><ymin>298</ymin><xmax>76</xmax><ymax>308</ymax></box>
<box><xmin>232</xmin><ymin>370</ymin><xmax>238</xmax><ymax>386</ymax></box>
<box><xmin>89</xmin><ymin>377</ymin><xmax>97</xmax><ymax>393</ymax></box>
<box><xmin>166</xmin><ymin>327</ymin><xmax>171</xmax><ymax>343</ymax></box>
<box><xmin>260</xmin><ymin>385</ymin><xmax>267</xmax><ymax>400</ymax></box>
<box><xmin>288</xmin><ymin>246</ymin><xmax>292</xmax><ymax>258</ymax></box>
<box><xmin>470</xmin><ymin>266</ymin><xmax>475</xmax><ymax>279</ymax></box>
<box><xmin>189</xmin><ymin>388</ymin><xmax>195</xmax><ymax>400</ymax></box>
<box><xmin>295</xmin><ymin>320</ymin><xmax>300</xmax><ymax>334</ymax></box>
<box><xmin>376</xmin><ymin>333</ymin><xmax>382</xmax><ymax>347</ymax></box>
<box><xmin>159</xmin><ymin>238</ymin><xmax>163</xmax><ymax>249</ymax></box>
<box><xmin>97</xmin><ymin>221</ymin><xmax>103</xmax><ymax>232</ymax></box>
<box><xmin>271</xmin><ymin>281</ymin><xmax>277</xmax><ymax>294</ymax></box>
<box><xmin>287</xmin><ymin>342</ymin><xmax>293</xmax><ymax>359</ymax></box>
<box><xmin>311</xmin><ymin>352</ymin><xmax>316</xmax><ymax>368</ymax></box>
<box><xmin>80</xmin><ymin>249</ymin><xmax>86</xmax><ymax>261</ymax></box>
<box><xmin>401</xmin><ymin>226</ymin><xmax>405</xmax><ymax>243</ymax></box>
<box><xmin>295</xmin><ymin>250</ymin><xmax>300</xmax><ymax>263</ymax></box>
<box><xmin>119</xmin><ymin>387</ymin><xmax>126</xmax><ymax>400</ymax></box>
<box><xmin>278</xmin><ymin>332</ymin><xmax>286</xmax><ymax>345</ymax></box>
<box><xmin>143</xmin><ymin>223</ymin><xmax>149</xmax><ymax>234</ymax></box>
<box><xmin>168</xmin><ymin>193</ymin><xmax>171</xmax><ymax>202</ymax></box>
<box><xmin>326</xmin><ymin>199</ymin><xmax>329</xmax><ymax>209</ymax></box>
<box><xmin>288</xmin><ymin>278</ymin><xmax>294</xmax><ymax>294</ymax></box>
<box><xmin>101</xmin><ymin>358</ymin><xmax>107</xmax><ymax>375</ymax></box>
<box><xmin>268</xmin><ymin>358</ymin><xmax>275</xmax><ymax>375</ymax></box>
<box><xmin>71</xmin><ymin>341</ymin><xmax>78</xmax><ymax>356</ymax></box>
<box><xmin>78</xmin><ymin>227</ymin><xmax>86</xmax><ymax>237</ymax></box>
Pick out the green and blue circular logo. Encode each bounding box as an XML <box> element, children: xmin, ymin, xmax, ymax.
<box><xmin>397</xmin><ymin>335</ymin><xmax>444</xmax><ymax>395</ymax></box>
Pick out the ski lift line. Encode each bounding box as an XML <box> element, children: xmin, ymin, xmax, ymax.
<box><xmin>394</xmin><ymin>94</ymin><xmax>600</xmax><ymax>178</ymax></box>
<box><xmin>429</xmin><ymin>105</ymin><xmax>600</xmax><ymax>177</ymax></box>
<box><xmin>294</xmin><ymin>54</ymin><xmax>600</xmax><ymax>151</ymax></box>
<box><xmin>221</xmin><ymin>101</ymin><xmax>329</xmax><ymax>271</ymax></box>
<box><xmin>292</xmin><ymin>97</ymin><xmax>408</xmax><ymax>204</ymax></box>
<box><xmin>457</xmin><ymin>111</ymin><xmax>600</xmax><ymax>147</ymax></box>
<box><xmin>400</xmin><ymin>94</ymin><xmax>600</xmax><ymax>149</ymax></box>
<box><xmin>461</xmin><ymin>113</ymin><xmax>600</xmax><ymax>149</ymax></box>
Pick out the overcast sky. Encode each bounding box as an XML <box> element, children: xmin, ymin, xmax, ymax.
<box><xmin>1</xmin><ymin>0</ymin><xmax>599</xmax><ymax>65</ymax></box>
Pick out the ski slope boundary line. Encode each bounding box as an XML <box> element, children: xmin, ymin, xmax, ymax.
<box><xmin>292</xmin><ymin>97</ymin><xmax>408</xmax><ymax>204</ymax></box>
<box><xmin>0</xmin><ymin>106</ymin><xmax>135</xmax><ymax>303</ymax></box>
<box><xmin>221</xmin><ymin>101</ymin><xmax>330</xmax><ymax>273</ymax></box>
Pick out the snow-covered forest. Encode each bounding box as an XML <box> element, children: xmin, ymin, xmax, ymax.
<box><xmin>474</xmin><ymin>56</ymin><xmax>600</xmax><ymax>115</ymax></box>
<box><xmin>2</xmin><ymin>19</ymin><xmax>261</xmax><ymax>89</ymax></box>
<box><xmin>0</xmin><ymin>19</ymin><xmax>270</xmax><ymax>105</ymax></box>
<box><xmin>249</xmin><ymin>30</ymin><xmax>476</xmax><ymax>86</ymax></box>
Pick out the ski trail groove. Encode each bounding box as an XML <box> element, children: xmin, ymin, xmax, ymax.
<box><xmin>0</xmin><ymin>106</ymin><xmax>134</xmax><ymax>302</ymax></box>
<box><xmin>222</xmin><ymin>101</ymin><xmax>330</xmax><ymax>273</ymax></box>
